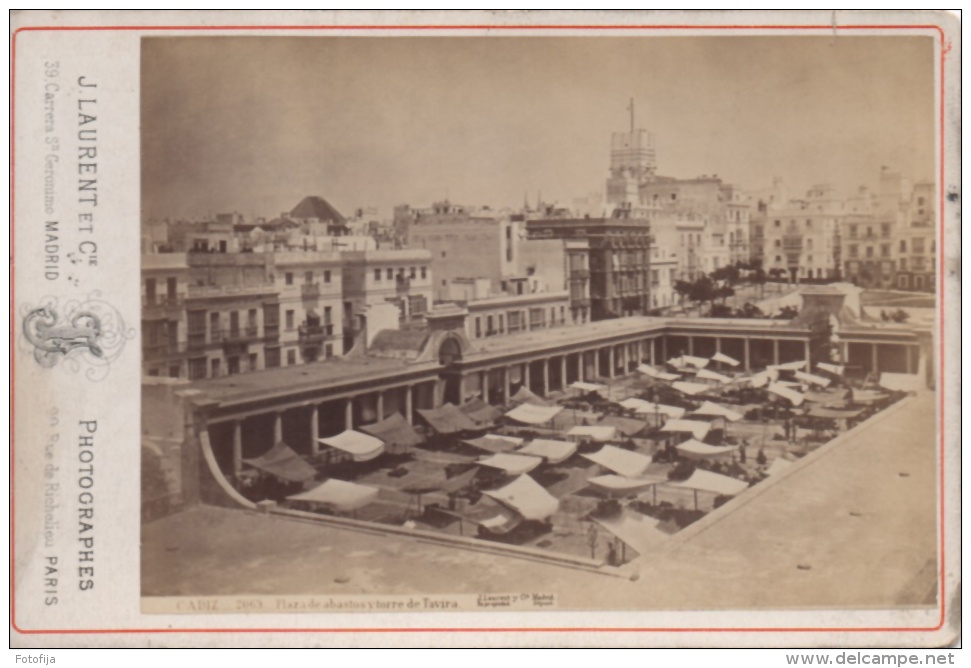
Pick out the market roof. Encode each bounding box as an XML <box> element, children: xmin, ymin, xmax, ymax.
<box><xmin>483</xmin><ymin>474</ymin><xmax>559</xmax><ymax>520</ymax></box>
<box><xmin>287</xmin><ymin>479</ymin><xmax>379</xmax><ymax>511</ymax></box>
<box><xmin>582</xmin><ymin>444</ymin><xmax>653</xmax><ymax>477</ymax></box>
<box><xmin>675</xmin><ymin>439</ymin><xmax>740</xmax><ymax>460</ymax></box>
<box><xmin>358</xmin><ymin>413</ymin><xmax>423</xmax><ymax>454</ymax></box>
<box><xmin>318</xmin><ymin>430</ymin><xmax>385</xmax><ymax>462</ymax></box>
<box><xmin>515</xmin><ymin>438</ymin><xmax>577</xmax><ymax>464</ymax></box>
<box><xmin>417</xmin><ymin>404</ymin><xmax>481</xmax><ymax>434</ymax></box>
<box><xmin>243</xmin><ymin>442</ymin><xmax>317</xmax><ymax>483</ymax></box>
<box><xmin>463</xmin><ymin>434</ymin><xmax>523</xmax><ymax>454</ymax></box>
<box><xmin>667</xmin><ymin>469</ymin><xmax>749</xmax><ymax>496</ymax></box>
<box><xmin>505</xmin><ymin>403</ymin><xmax>563</xmax><ymax>425</ymax></box>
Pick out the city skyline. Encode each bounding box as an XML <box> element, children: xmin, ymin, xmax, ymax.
<box><xmin>142</xmin><ymin>36</ymin><xmax>935</xmax><ymax>221</ymax></box>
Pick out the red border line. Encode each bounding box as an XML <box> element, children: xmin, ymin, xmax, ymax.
<box><xmin>9</xmin><ymin>22</ymin><xmax>949</xmax><ymax>637</ymax></box>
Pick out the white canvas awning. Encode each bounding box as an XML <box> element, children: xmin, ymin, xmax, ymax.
<box><xmin>660</xmin><ymin>419</ymin><xmax>711</xmax><ymax>441</ymax></box>
<box><xmin>619</xmin><ymin>398</ymin><xmax>686</xmax><ymax>419</ymax></box>
<box><xmin>668</xmin><ymin>469</ymin><xmax>749</xmax><ymax>496</ymax></box>
<box><xmin>587</xmin><ymin>474</ymin><xmax>666</xmax><ymax>495</ymax></box>
<box><xmin>637</xmin><ymin>364</ymin><xmax>680</xmax><ymax>381</ymax></box>
<box><xmin>570</xmin><ymin>381</ymin><xmax>607</xmax><ymax>393</ymax></box>
<box><xmin>816</xmin><ymin>362</ymin><xmax>845</xmax><ymax>375</ymax></box>
<box><xmin>794</xmin><ymin>371</ymin><xmax>831</xmax><ymax>387</ymax></box>
<box><xmin>691</xmin><ymin>401</ymin><xmax>743</xmax><ymax>422</ymax></box>
<box><xmin>478</xmin><ymin>452</ymin><xmax>543</xmax><ymax>475</ymax></box>
<box><xmin>288</xmin><ymin>479</ymin><xmax>380</xmax><ymax>511</ymax></box>
<box><xmin>683</xmin><ymin>355</ymin><xmax>710</xmax><ymax>368</ymax></box>
<box><xmin>516</xmin><ymin>438</ymin><xmax>577</xmax><ymax>464</ymax></box>
<box><xmin>581</xmin><ymin>444</ymin><xmax>653</xmax><ymax>477</ymax></box>
<box><xmin>483</xmin><ymin>474</ymin><xmax>559</xmax><ymax>520</ymax></box>
<box><xmin>675</xmin><ymin>439</ymin><xmax>739</xmax><ymax>460</ymax></box>
<box><xmin>318</xmin><ymin>430</ymin><xmax>386</xmax><ymax>462</ymax></box>
<box><xmin>696</xmin><ymin>368</ymin><xmax>732</xmax><ymax>384</ymax></box>
<box><xmin>711</xmin><ymin>352</ymin><xmax>740</xmax><ymax>367</ymax></box>
<box><xmin>672</xmin><ymin>381</ymin><xmax>709</xmax><ymax>396</ymax></box>
<box><xmin>768</xmin><ymin>382</ymin><xmax>806</xmax><ymax>406</ymax></box>
<box><xmin>595</xmin><ymin>511</ymin><xmax>672</xmax><ymax>555</ymax></box>
<box><xmin>769</xmin><ymin>360</ymin><xmax>808</xmax><ymax>371</ymax></box>
<box><xmin>462</xmin><ymin>434</ymin><xmax>523</xmax><ymax>454</ymax></box>
<box><xmin>667</xmin><ymin>356</ymin><xmax>688</xmax><ymax>368</ymax></box>
<box><xmin>568</xmin><ymin>425</ymin><xmax>618</xmax><ymax>442</ymax></box>
<box><xmin>504</xmin><ymin>403</ymin><xmax>563</xmax><ymax>425</ymax></box>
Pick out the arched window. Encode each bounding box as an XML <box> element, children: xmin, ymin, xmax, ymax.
<box><xmin>438</xmin><ymin>336</ymin><xmax>462</xmax><ymax>367</ymax></box>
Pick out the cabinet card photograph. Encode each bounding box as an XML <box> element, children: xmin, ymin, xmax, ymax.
<box><xmin>11</xmin><ymin>10</ymin><xmax>961</xmax><ymax>648</ymax></box>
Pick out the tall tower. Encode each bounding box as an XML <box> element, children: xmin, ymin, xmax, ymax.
<box><xmin>606</xmin><ymin>99</ymin><xmax>657</xmax><ymax>205</ymax></box>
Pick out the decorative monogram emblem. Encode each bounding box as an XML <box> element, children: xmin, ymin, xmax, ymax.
<box><xmin>19</xmin><ymin>292</ymin><xmax>135</xmax><ymax>380</ymax></box>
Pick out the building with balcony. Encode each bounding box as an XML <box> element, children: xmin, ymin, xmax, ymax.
<box><xmin>142</xmin><ymin>253</ymin><xmax>190</xmax><ymax>378</ymax></box>
<box><xmin>525</xmin><ymin>212</ymin><xmax>652</xmax><ymax>321</ymax></box>
<box><xmin>183</xmin><ymin>252</ymin><xmax>279</xmax><ymax>380</ymax></box>
<box><xmin>893</xmin><ymin>180</ymin><xmax>936</xmax><ymax>292</ymax></box>
<box><xmin>340</xmin><ymin>248</ymin><xmax>434</xmax><ymax>350</ymax></box>
<box><xmin>763</xmin><ymin>184</ymin><xmax>843</xmax><ymax>282</ymax></box>
<box><xmin>275</xmin><ymin>251</ymin><xmax>343</xmax><ymax>366</ymax></box>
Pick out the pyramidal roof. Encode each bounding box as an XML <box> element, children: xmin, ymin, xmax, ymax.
<box><xmin>290</xmin><ymin>196</ymin><xmax>346</xmax><ymax>224</ymax></box>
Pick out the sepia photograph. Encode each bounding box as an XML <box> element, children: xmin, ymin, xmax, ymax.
<box><xmin>135</xmin><ymin>33</ymin><xmax>943</xmax><ymax>614</ymax></box>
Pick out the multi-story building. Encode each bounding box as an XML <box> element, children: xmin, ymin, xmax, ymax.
<box><xmin>142</xmin><ymin>253</ymin><xmax>190</xmax><ymax>378</ymax></box>
<box><xmin>460</xmin><ymin>289</ymin><xmax>572</xmax><ymax>342</ymax></box>
<box><xmin>183</xmin><ymin>252</ymin><xmax>279</xmax><ymax>380</ymax></box>
<box><xmin>894</xmin><ymin>180</ymin><xmax>936</xmax><ymax>292</ymax></box>
<box><xmin>340</xmin><ymin>249</ymin><xmax>434</xmax><ymax>348</ymax></box>
<box><xmin>406</xmin><ymin>214</ymin><xmax>520</xmax><ymax>302</ymax></box>
<box><xmin>722</xmin><ymin>183</ymin><xmax>752</xmax><ymax>265</ymax></box>
<box><xmin>274</xmin><ymin>252</ymin><xmax>343</xmax><ymax>365</ymax></box>
<box><xmin>565</xmin><ymin>239</ymin><xmax>591</xmax><ymax>324</ymax></box>
<box><xmin>525</xmin><ymin>212</ymin><xmax>652</xmax><ymax>320</ymax></box>
<box><xmin>763</xmin><ymin>184</ymin><xmax>843</xmax><ymax>282</ymax></box>
<box><xmin>648</xmin><ymin>243</ymin><xmax>678</xmax><ymax>311</ymax></box>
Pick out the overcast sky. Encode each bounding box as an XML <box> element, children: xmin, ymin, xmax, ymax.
<box><xmin>141</xmin><ymin>36</ymin><xmax>935</xmax><ymax>221</ymax></box>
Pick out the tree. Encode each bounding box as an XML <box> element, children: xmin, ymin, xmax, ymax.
<box><xmin>750</xmin><ymin>266</ymin><xmax>768</xmax><ymax>298</ymax></box>
<box><xmin>775</xmin><ymin>305</ymin><xmax>800</xmax><ymax>320</ymax></box>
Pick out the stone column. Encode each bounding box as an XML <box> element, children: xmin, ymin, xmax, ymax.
<box><xmin>376</xmin><ymin>390</ymin><xmax>384</xmax><ymax>421</ymax></box>
<box><xmin>594</xmin><ymin>350</ymin><xmax>600</xmax><ymax>378</ymax></box>
<box><xmin>273</xmin><ymin>411</ymin><xmax>283</xmax><ymax>443</ymax></box>
<box><xmin>804</xmin><ymin>340</ymin><xmax>811</xmax><ymax>367</ymax></box>
<box><xmin>560</xmin><ymin>356</ymin><xmax>567</xmax><ymax>390</ymax></box>
<box><xmin>541</xmin><ymin>358</ymin><xmax>549</xmax><ymax>396</ymax></box>
<box><xmin>481</xmin><ymin>370</ymin><xmax>490</xmax><ymax>402</ymax></box>
<box><xmin>503</xmin><ymin>367</ymin><xmax>511</xmax><ymax>403</ymax></box>
<box><xmin>232</xmin><ymin>420</ymin><xmax>243</xmax><ymax>478</ymax></box>
<box><xmin>576</xmin><ymin>353</ymin><xmax>583</xmax><ymax>383</ymax></box>
<box><xmin>345</xmin><ymin>397</ymin><xmax>354</xmax><ymax>430</ymax></box>
<box><xmin>405</xmin><ymin>386</ymin><xmax>414</xmax><ymax>424</ymax></box>
<box><xmin>871</xmin><ymin>343</ymin><xmax>879</xmax><ymax>376</ymax></box>
<box><xmin>608</xmin><ymin>347</ymin><xmax>615</xmax><ymax>379</ymax></box>
<box><xmin>649</xmin><ymin>338</ymin><xmax>656</xmax><ymax>365</ymax></box>
<box><xmin>715</xmin><ymin>337</ymin><xmax>722</xmax><ymax>356</ymax></box>
<box><xmin>841</xmin><ymin>342</ymin><xmax>849</xmax><ymax>366</ymax></box>
<box><xmin>457</xmin><ymin>375</ymin><xmax>466</xmax><ymax>404</ymax></box>
<box><xmin>906</xmin><ymin>346</ymin><xmax>915</xmax><ymax>375</ymax></box>
<box><xmin>688</xmin><ymin>336</ymin><xmax>695</xmax><ymax>356</ymax></box>
<box><xmin>661</xmin><ymin>336</ymin><xmax>668</xmax><ymax>362</ymax></box>
<box><xmin>772</xmin><ymin>339</ymin><xmax>780</xmax><ymax>366</ymax></box>
<box><xmin>523</xmin><ymin>361</ymin><xmax>531</xmax><ymax>389</ymax></box>
<box><xmin>310</xmin><ymin>406</ymin><xmax>319</xmax><ymax>455</ymax></box>
<box><xmin>743</xmin><ymin>338</ymin><xmax>751</xmax><ymax>373</ymax></box>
